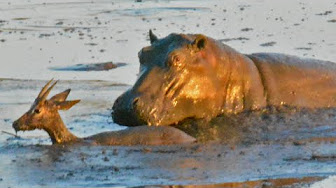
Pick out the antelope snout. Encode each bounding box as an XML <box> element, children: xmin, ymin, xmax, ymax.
<box><xmin>12</xmin><ymin>120</ymin><xmax>20</xmax><ymax>132</ymax></box>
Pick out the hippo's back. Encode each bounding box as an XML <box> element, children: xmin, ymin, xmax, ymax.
<box><xmin>247</xmin><ymin>53</ymin><xmax>336</xmax><ymax>108</ymax></box>
<box><xmin>248</xmin><ymin>53</ymin><xmax>336</xmax><ymax>70</ymax></box>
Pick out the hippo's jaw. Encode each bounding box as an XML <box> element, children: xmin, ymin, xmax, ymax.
<box><xmin>112</xmin><ymin>89</ymin><xmax>194</xmax><ymax>126</ymax></box>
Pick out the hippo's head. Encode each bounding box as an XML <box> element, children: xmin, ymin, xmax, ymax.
<box><xmin>112</xmin><ymin>31</ymin><xmax>252</xmax><ymax>126</ymax></box>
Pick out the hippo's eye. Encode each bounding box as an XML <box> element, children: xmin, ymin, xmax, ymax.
<box><xmin>167</xmin><ymin>55</ymin><xmax>183</xmax><ymax>68</ymax></box>
<box><xmin>173</xmin><ymin>55</ymin><xmax>180</xmax><ymax>62</ymax></box>
<box><xmin>170</xmin><ymin>55</ymin><xmax>180</xmax><ymax>64</ymax></box>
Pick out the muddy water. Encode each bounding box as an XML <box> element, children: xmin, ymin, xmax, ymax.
<box><xmin>0</xmin><ymin>79</ymin><xmax>336</xmax><ymax>187</ymax></box>
<box><xmin>176</xmin><ymin>106</ymin><xmax>336</xmax><ymax>144</ymax></box>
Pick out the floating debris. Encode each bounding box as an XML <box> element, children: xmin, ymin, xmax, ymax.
<box><xmin>260</xmin><ymin>41</ymin><xmax>277</xmax><ymax>47</ymax></box>
<box><xmin>295</xmin><ymin>47</ymin><xmax>312</xmax><ymax>50</ymax></box>
<box><xmin>316</xmin><ymin>11</ymin><xmax>333</xmax><ymax>16</ymax></box>
<box><xmin>219</xmin><ymin>37</ymin><xmax>249</xmax><ymax>42</ymax></box>
<box><xmin>49</xmin><ymin>62</ymin><xmax>126</xmax><ymax>71</ymax></box>
<box><xmin>241</xmin><ymin>28</ymin><xmax>253</xmax><ymax>32</ymax></box>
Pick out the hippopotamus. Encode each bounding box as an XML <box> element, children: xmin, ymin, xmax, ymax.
<box><xmin>112</xmin><ymin>30</ymin><xmax>336</xmax><ymax>126</ymax></box>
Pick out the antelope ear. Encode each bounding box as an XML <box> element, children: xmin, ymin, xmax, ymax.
<box><xmin>50</xmin><ymin>89</ymin><xmax>71</xmax><ymax>102</ymax></box>
<box><xmin>149</xmin><ymin>29</ymin><xmax>158</xmax><ymax>44</ymax></box>
<box><xmin>192</xmin><ymin>35</ymin><xmax>207</xmax><ymax>51</ymax></box>
<box><xmin>56</xmin><ymin>100</ymin><xmax>80</xmax><ymax>111</ymax></box>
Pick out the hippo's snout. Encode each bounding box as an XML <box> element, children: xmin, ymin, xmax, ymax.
<box><xmin>112</xmin><ymin>91</ymin><xmax>145</xmax><ymax>126</ymax></box>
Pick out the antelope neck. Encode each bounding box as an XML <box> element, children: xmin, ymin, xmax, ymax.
<box><xmin>43</xmin><ymin>113</ymin><xmax>79</xmax><ymax>144</ymax></box>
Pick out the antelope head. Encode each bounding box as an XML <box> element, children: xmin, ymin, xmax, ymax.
<box><xmin>12</xmin><ymin>79</ymin><xmax>80</xmax><ymax>134</ymax></box>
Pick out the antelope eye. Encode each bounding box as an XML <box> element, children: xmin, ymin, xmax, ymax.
<box><xmin>34</xmin><ymin>109</ymin><xmax>41</xmax><ymax>114</ymax></box>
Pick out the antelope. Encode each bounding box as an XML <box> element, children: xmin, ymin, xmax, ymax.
<box><xmin>12</xmin><ymin>80</ymin><xmax>196</xmax><ymax>145</ymax></box>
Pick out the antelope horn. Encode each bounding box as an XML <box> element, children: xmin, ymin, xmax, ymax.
<box><xmin>40</xmin><ymin>80</ymin><xmax>58</xmax><ymax>102</ymax></box>
<box><xmin>37</xmin><ymin>79</ymin><xmax>54</xmax><ymax>98</ymax></box>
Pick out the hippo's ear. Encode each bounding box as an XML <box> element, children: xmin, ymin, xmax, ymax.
<box><xmin>149</xmin><ymin>29</ymin><xmax>158</xmax><ymax>44</ymax></box>
<box><xmin>192</xmin><ymin>35</ymin><xmax>207</xmax><ymax>51</ymax></box>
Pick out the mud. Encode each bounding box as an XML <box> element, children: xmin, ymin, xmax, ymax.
<box><xmin>175</xmin><ymin>106</ymin><xmax>336</xmax><ymax>143</ymax></box>
<box><xmin>1</xmin><ymin>143</ymin><xmax>333</xmax><ymax>188</ymax></box>
<box><xmin>1</xmin><ymin>79</ymin><xmax>336</xmax><ymax>187</ymax></box>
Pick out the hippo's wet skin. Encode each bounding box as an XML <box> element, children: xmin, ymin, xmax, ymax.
<box><xmin>112</xmin><ymin>31</ymin><xmax>336</xmax><ymax>127</ymax></box>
